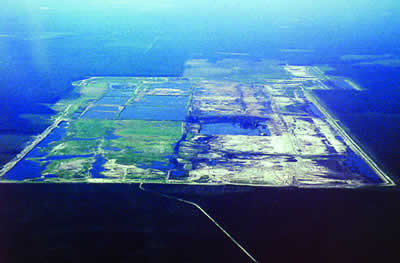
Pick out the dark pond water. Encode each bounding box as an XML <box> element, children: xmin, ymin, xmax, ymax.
<box><xmin>3</xmin><ymin>122</ymin><xmax>69</xmax><ymax>180</ymax></box>
<box><xmin>90</xmin><ymin>154</ymin><xmax>107</xmax><ymax>178</ymax></box>
<box><xmin>200</xmin><ymin>122</ymin><xmax>268</xmax><ymax>136</ymax></box>
<box><xmin>118</xmin><ymin>105</ymin><xmax>187</xmax><ymax>121</ymax></box>
<box><xmin>4</xmin><ymin>159</ymin><xmax>43</xmax><ymax>180</ymax></box>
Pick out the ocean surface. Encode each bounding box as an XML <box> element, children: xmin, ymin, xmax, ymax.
<box><xmin>1</xmin><ymin>1</ymin><xmax>400</xmax><ymax>262</ymax></box>
<box><xmin>314</xmin><ymin>65</ymin><xmax>400</xmax><ymax>178</ymax></box>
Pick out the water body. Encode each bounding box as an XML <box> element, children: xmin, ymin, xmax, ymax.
<box><xmin>122</xmin><ymin>95</ymin><xmax>189</xmax><ymax>122</ymax></box>
<box><xmin>140</xmin><ymin>160</ymin><xmax>176</xmax><ymax>172</ymax></box>
<box><xmin>26</xmin><ymin>122</ymin><xmax>69</xmax><ymax>157</ymax></box>
<box><xmin>90</xmin><ymin>154</ymin><xmax>107</xmax><ymax>178</ymax></box>
<box><xmin>3</xmin><ymin>122</ymin><xmax>70</xmax><ymax>180</ymax></box>
<box><xmin>307</xmin><ymin>104</ymin><xmax>325</xmax><ymax>119</ymax></box>
<box><xmin>1</xmin><ymin>1</ymin><xmax>400</xmax><ymax>262</ymax></box>
<box><xmin>4</xmin><ymin>158</ymin><xmax>43</xmax><ymax>180</ymax></box>
<box><xmin>200</xmin><ymin>122</ymin><xmax>268</xmax><ymax>136</ymax></box>
<box><xmin>314</xmin><ymin>65</ymin><xmax>400</xmax><ymax>177</ymax></box>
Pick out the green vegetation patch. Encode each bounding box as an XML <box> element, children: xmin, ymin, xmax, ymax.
<box><xmin>103</xmin><ymin>120</ymin><xmax>182</xmax><ymax>166</ymax></box>
<box><xmin>43</xmin><ymin>157</ymin><xmax>95</xmax><ymax>179</ymax></box>
<box><xmin>104</xmin><ymin>138</ymin><xmax>176</xmax><ymax>165</ymax></box>
<box><xmin>115</xmin><ymin>120</ymin><xmax>182</xmax><ymax>137</ymax></box>
<box><xmin>66</xmin><ymin>120</ymin><xmax>117</xmax><ymax>139</ymax></box>
<box><xmin>35</xmin><ymin>119</ymin><xmax>182</xmax><ymax>171</ymax></box>
<box><xmin>47</xmin><ymin>140</ymin><xmax>99</xmax><ymax>156</ymax></box>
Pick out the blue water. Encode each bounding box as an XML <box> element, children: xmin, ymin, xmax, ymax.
<box><xmin>2</xmin><ymin>121</ymin><xmax>69</xmax><ymax>179</ymax></box>
<box><xmin>104</xmin><ymin>133</ymin><xmax>121</xmax><ymax>140</ymax></box>
<box><xmin>38</xmin><ymin>122</ymin><xmax>68</xmax><ymax>144</ymax></box>
<box><xmin>26</xmin><ymin>122</ymin><xmax>68</xmax><ymax>158</ymax></box>
<box><xmin>103</xmin><ymin>147</ymin><xmax>120</xmax><ymax>151</ymax></box>
<box><xmin>4</xmin><ymin>159</ymin><xmax>43</xmax><ymax>180</ymax></box>
<box><xmin>315</xmin><ymin>64</ymin><xmax>400</xmax><ymax>177</ymax></box>
<box><xmin>200</xmin><ymin>122</ymin><xmax>264</xmax><ymax>135</ymax></box>
<box><xmin>331</xmin><ymin>79</ymin><xmax>354</xmax><ymax>90</ymax></box>
<box><xmin>118</xmin><ymin>105</ymin><xmax>187</xmax><ymax>121</ymax></box>
<box><xmin>90</xmin><ymin>105</ymin><xmax>120</xmax><ymax>112</ymax></box>
<box><xmin>90</xmin><ymin>154</ymin><xmax>107</xmax><ymax>178</ymax></box>
<box><xmin>308</xmin><ymin>104</ymin><xmax>325</xmax><ymax>119</ymax></box>
<box><xmin>138</xmin><ymin>159</ymin><xmax>175</xmax><ymax>172</ymax></box>
<box><xmin>344</xmin><ymin>149</ymin><xmax>381</xmax><ymax>183</ymax></box>
<box><xmin>121</xmin><ymin>95</ymin><xmax>189</xmax><ymax>121</ymax></box>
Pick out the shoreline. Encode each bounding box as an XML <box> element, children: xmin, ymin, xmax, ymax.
<box><xmin>304</xmin><ymin>87</ymin><xmax>395</xmax><ymax>186</ymax></box>
<box><xmin>0</xmin><ymin>105</ymin><xmax>71</xmax><ymax>178</ymax></box>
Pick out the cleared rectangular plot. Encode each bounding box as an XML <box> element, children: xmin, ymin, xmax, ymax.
<box><xmin>187</xmin><ymin>155</ymin><xmax>294</xmax><ymax>185</ymax></box>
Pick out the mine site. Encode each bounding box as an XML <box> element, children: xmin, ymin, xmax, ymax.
<box><xmin>0</xmin><ymin>59</ymin><xmax>394</xmax><ymax>187</ymax></box>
